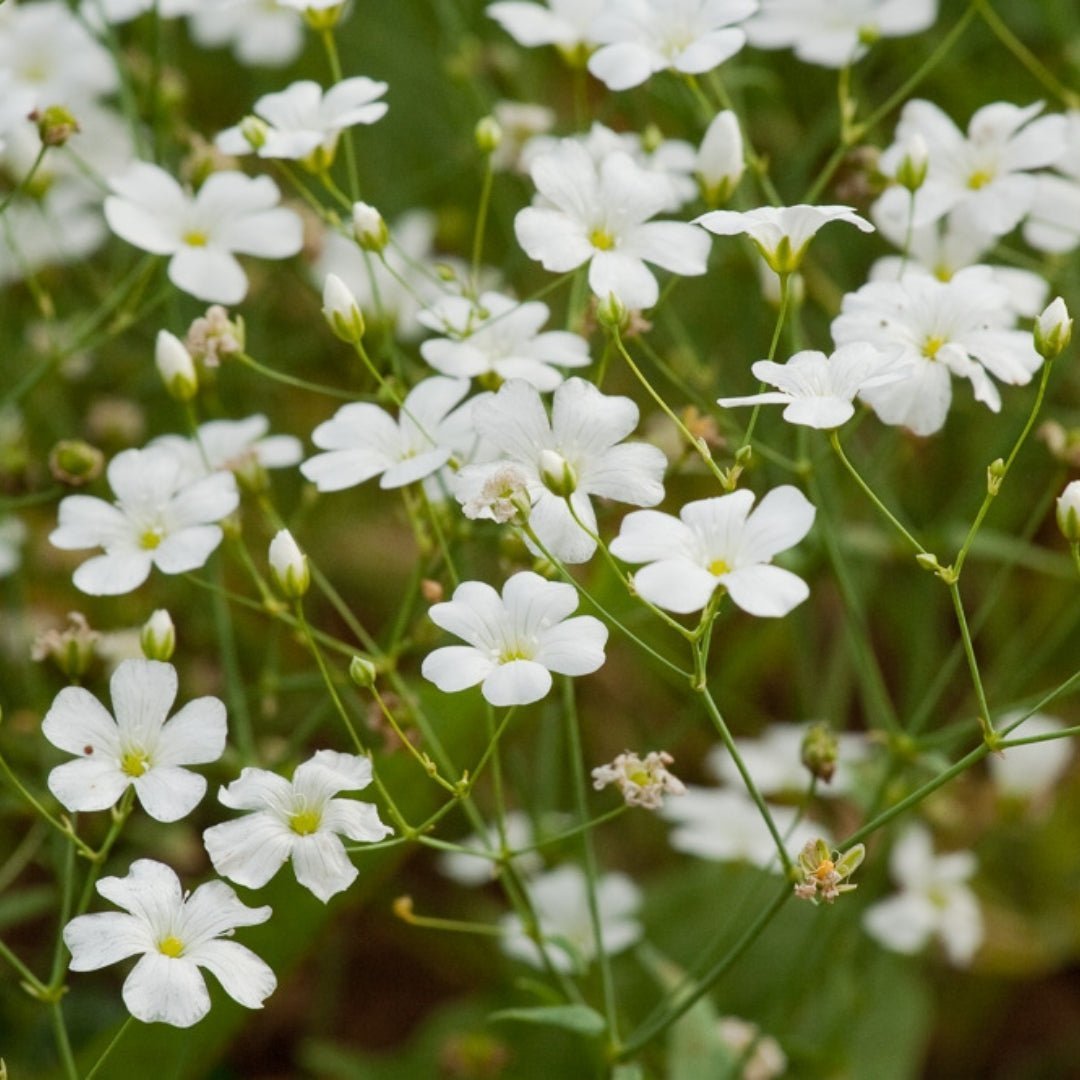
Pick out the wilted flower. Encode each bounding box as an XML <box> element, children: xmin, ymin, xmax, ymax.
<box><xmin>793</xmin><ymin>838</ymin><xmax>865</xmax><ymax>904</ymax></box>
<box><xmin>32</xmin><ymin>612</ymin><xmax>101</xmax><ymax>678</ymax></box>
<box><xmin>591</xmin><ymin>750</ymin><xmax>686</xmax><ymax>809</ymax></box>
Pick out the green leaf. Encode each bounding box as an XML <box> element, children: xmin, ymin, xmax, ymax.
<box><xmin>488</xmin><ymin>1004</ymin><xmax>607</xmax><ymax>1037</ymax></box>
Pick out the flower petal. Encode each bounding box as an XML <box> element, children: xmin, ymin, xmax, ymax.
<box><xmin>122</xmin><ymin>953</ymin><xmax>210</xmax><ymax>1028</ymax></box>
<box><xmin>632</xmin><ymin>558</ymin><xmax>719</xmax><ymax>614</ymax></box>
<box><xmin>157</xmin><ymin>697</ymin><xmax>227</xmax><ymax>767</ymax></box>
<box><xmin>482</xmin><ymin>659</ymin><xmax>552</xmax><ymax>706</ymax></box>
<box><xmin>290</xmin><ymin>832</ymin><xmax>358</xmax><ymax>902</ymax></box>
<box><xmin>133</xmin><ymin>766</ymin><xmax>207</xmax><ymax>822</ymax></box>
<box><xmin>203</xmin><ymin>814</ymin><xmax>293</xmax><ymax>889</ymax></box>
<box><xmin>722</xmin><ymin>563</ymin><xmax>809</xmax><ymax>617</ymax></box>
<box><xmin>64</xmin><ymin>912</ymin><xmax>151</xmax><ymax>971</ymax></box>
<box><xmin>42</xmin><ymin>686</ymin><xmax>121</xmax><ymax>757</ymax></box>
<box><xmin>187</xmin><ymin>939</ymin><xmax>276</xmax><ymax>1008</ymax></box>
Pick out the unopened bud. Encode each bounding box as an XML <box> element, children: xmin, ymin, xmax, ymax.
<box><xmin>268</xmin><ymin>528</ymin><xmax>310</xmax><ymax>599</ymax></box>
<box><xmin>140</xmin><ymin>609</ymin><xmax>176</xmax><ymax>661</ymax></box>
<box><xmin>349</xmin><ymin>655</ymin><xmax>378</xmax><ymax>688</ymax></box>
<box><xmin>801</xmin><ymin>722</ymin><xmax>840</xmax><ymax>784</ymax></box>
<box><xmin>352</xmin><ymin>201</ymin><xmax>389</xmax><ymax>252</ymax></box>
<box><xmin>49</xmin><ymin>440</ymin><xmax>104</xmax><ymax>486</ymax></box>
<box><xmin>474</xmin><ymin>115</ymin><xmax>502</xmax><ymax>154</ymax></box>
<box><xmin>695</xmin><ymin>110</ymin><xmax>744</xmax><ymax>207</ymax></box>
<box><xmin>1034</xmin><ymin>296</ymin><xmax>1072</xmax><ymax>360</ymax></box>
<box><xmin>33</xmin><ymin>105</ymin><xmax>79</xmax><ymax>147</ymax></box>
<box><xmin>539</xmin><ymin>449</ymin><xmax>577</xmax><ymax>497</ymax></box>
<box><xmin>322</xmin><ymin>273</ymin><xmax>365</xmax><ymax>344</ymax></box>
<box><xmin>1057</xmin><ymin>480</ymin><xmax>1080</xmax><ymax>543</ymax></box>
<box><xmin>420</xmin><ymin>578</ymin><xmax>444</xmax><ymax>603</ymax></box>
<box><xmin>986</xmin><ymin>457</ymin><xmax>1006</xmax><ymax>496</ymax></box>
<box><xmin>31</xmin><ymin>613</ymin><xmax>99</xmax><ymax>678</ymax></box>
<box><xmin>155</xmin><ymin>330</ymin><xmax>198</xmax><ymax>401</ymax></box>
<box><xmin>595</xmin><ymin>292</ymin><xmax>628</xmax><ymax>332</ymax></box>
<box><xmin>895</xmin><ymin>133</ymin><xmax>929</xmax><ymax>193</ymax></box>
<box><xmin>239</xmin><ymin>115</ymin><xmax>269</xmax><ymax>151</ymax></box>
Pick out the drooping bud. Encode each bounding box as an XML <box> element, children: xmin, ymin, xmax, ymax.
<box><xmin>800</xmin><ymin>722</ymin><xmax>840</xmax><ymax>784</ymax></box>
<box><xmin>155</xmin><ymin>330</ymin><xmax>198</xmax><ymax>401</ymax></box>
<box><xmin>894</xmin><ymin>133</ymin><xmax>929</xmax><ymax>193</ymax></box>
<box><xmin>1034</xmin><ymin>296</ymin><xmax>1072</xmax><ymax>360</ymax></box>
<box><xmin>695</xmin><ymin>110</ymin><xmax>744</xmax><ymax>207</ymax></box>
<box><xmin>1056</xmin><ymin>480</ymin><xmax>1080</xmax><ymax>543</ymax></box>
<box><xmin>140</xmin><ymin>609</ymin><xmax>176</xmax><ymax>661</ymax></box>
<box><xmin>348</xmin><ymin>655</ymin><xmax>378</xmax><ymax>688</ymax></box>
<box><xmin>539</xmin><ymin>449</ymin><xmax>577</xmax><ymax>497</ymax></box>
<box><xmin>48</xmin><ymin>440</ymin><xmax>104</xmax><ymax>487</ymax></box>
<box><xmin>352</xmin><ymin>201</ymin><xmax>389</xmax><ymax>252</ymax></box>
<box><xmin>322</xmin><ymin>273</ymin><xmax>365</xmax><ymax>344</ymax></box>
<box><xmin>474</xmin><ymin>115</ymin><xmax>502</xmax><ymax>155</ymax></box>
<box><xmin>268</xmin><ymin>529</ymin><xmax>310</xmax><ymax>599</ymax></box>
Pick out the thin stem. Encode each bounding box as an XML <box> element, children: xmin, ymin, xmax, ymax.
<box><xmin>84</xmin><ymin>1017</ymin><xmax>134</xmax><ymax>1080</ymax></box>
<box><xmin>320</xmin><ymin>28</ymin><xmax>362</xmax><ymax>199</ymax></box>
<box><xmin>370</xmin><ymin>686</ymin><xmax>456</xmax><ymax>793</ymax></box>
<box><xmin>235</xmin><ymin>352</ymin><xmax>361</xmax><ymax>401</ymax></box>
<box><xmin>471</xmin><ymin>157</ymin><xmax>495</xmax><ymax>295</ymax></box>
<box><xmin>741</xmin><ymin>273</ymin><xmax>791</xmax><ymax>451</ymax></box>
<box><xmin>948</xmin><ymin>582</ymin><xmax>995</xmax><ymax>742</ymax></box>
<box><xmin>0</xmin><ymin>936</ymin><xmax>45</xmax><ymax>992</ymax></box>
<box><xmin>51</xmin><ymin>1000</ymin><xmax>77</xmax><ymax>1080</ymax></box>
<box><xmin>0</xmin><ymin>144</ymin><xmax>47</xmax><ymax>216</ymax></box>
<box><xmin>210</xmin><ymin>557</ymin><xmax>255</xmax><ymax>763</ymax></box>
<box><xmin>0</xmin><ymin>751</ymin><xmax>96</xmax><ymax>860</ymax></box>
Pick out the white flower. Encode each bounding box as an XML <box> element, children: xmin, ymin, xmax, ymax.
<box><xmin>487</xmin><ymin>0</ymin><xmax>606</xmax><ymax>52</ymax></box>
<box><xmin>156</xmin><ymin>330</ymin><xmax>199</xmax><ymax>401</ymax></box>
<box><xmin>81</xmin><ymin>0</ymin><xmax>200</xmax><ymax>26</ymax></box>
<box><xmin>862</xmin><ymin>825</ymin><xmax>983</xmax><ymax>966</ymax></box>
<box><xmin>301</xmin><ymin>376</ymin><xmax>472</xmax><ymax>492</ymax></box>
<box><xmin>664</xmin><ymin>786</ymin><xmax>823</xmax><ymax>869</ymax></box>
<box><xmin>1024</xmin><ymin>111</ymin><xmax>1080</xmax><ymax>254</ymax></box>
<box><xmin>515</xmin><ymin>142</ymin><xmax>710</xmax><ymax>310</ymax></box>
<box><xmin>717</xmin><ymin>345</ymin><xmax>911</xmax><ymax>429</ymax></box>
<box><xmin>610</xmin><ymin>486</ymin><xmax>815</xmax><ymax>616</ymax></box>
<box><xmin>991</xmin><ymin>712</ymin><xmax>1073</xmax><ymax>801</ymax></box>
<box><xmin>706</xmin><ymin>723</ymin><xmax>870</xmax><ymax>798</ymax></box>
<box><xmin>695</xmin><ymin>203</ymin><xmax>873</xmax><ymax>274</ymax></box>
<box><xmin>873</xmin><ymin>100</ymin><xmax>1066</xmax><ymax>238</ymax></box>
<box><xmin>695</xmin><ymin>110</ymin><xmax>744</xmax><ymax>205</ymax></box>
<box><xmin>500</xmin><ymin>864</ymin><xmax>642</xmax><ymax>972</ymax></box>
<box><xmin>418</xmin><ymin>292</ymin><xmax>590</xmax><ymax>391</ymax></box>
<box><xmin>203</xmin><ymin>750</ymin><xmax>391</xmax><ymax>903</ymax></box>
<box><xmin>1035</xmin><ymin>296</ymin><xmax>1072</xmax><ymax>359</ymax></box>
<box><xmin>455</xmin><ymin>377</ymin><xmax>667</xmax><ymax>564</ymax></box>
<box><xmin>42</xmin><ymin>659</ymin><xmax>226</xmax><ymax>822</ymax></box>
<box><xmin>64</xmin><ymin>859</ymin><xmax>274</xmax><ymax>1027</ymax></box>
<box><xmin>422</xmin><ymin>571</ymin><xmax>608</xmax><ymax>706</ymax></box>
<box><xmin>588</xmin><ymin>0</ymin><xmax>756</xmax><ymax>92</ymax></box>
<box><xmin>437</xmin><ymin>810</ymin><xmax>545</xmax><ymax>885</ymax></box>
<box><xmin>104</xmin><ymin>163</ymin><xmax>303</xmax><ymax>304</ymax></box>
<box><xmin>187</xmin><ymin>0</ymin><xmax>305</xmax><ymax>68</ymax></box>
<box><xmin>216</xmin><ymin>77</ymin><xmax>388</xmax><ymax>162</ymax></box>
<box><xmin>489</xmin><ymin>101</ymin><xmax>556</xmax><ymax>173</ymax></box>
<box><xmin>592</xmin><ymin>750</ymin><xmax>686</xmax><ymax>809</ymax></box>
<box><xmin>152</xmin><ymin>415</ymin><xmax>303</xmax><ymax>486</ymax></box>
<box><xmin>50</xmin><ymin>445</ymin><xmax>239</xmax><ymax>596</ymax></box>
<box><xmin>1058</xmin><ymin>479</ymin><xmax>1080</xmax><ymax>542</ymax></box>
<box><xmin>832</xmin><ymin>266</ymin><xmax>1044</xmax><ymax>436</ymax></box>
<box><xmin>745</xmin><ymin>0</ymin><xmax>938</xmax><ymax>68</ymax></box>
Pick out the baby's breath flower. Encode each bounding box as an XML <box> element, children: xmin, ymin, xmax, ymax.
<box><xmin>31</xmin><ymin>612</ymin><xmax>101</xmax><ymax>678</ymax></box>
<box><xmin>268</xmin><ymin>528</ymin><xmax>310</xmax><ymax>599</ymax></box>
<box><xmin>185</xmin><ymin>305</ymin><xmax>244</xmax><ymax>368</ymax></box>
<box><xmin>461</xmin><ymin>463</ymin><xmax>532</xmax><ymax>524</ymax></box>
<box><xmin>155</xmin><ymin>329</ymin><xmax>198</xmax><ymax>401</ymax></box>
<box><xmin>140</xmin><ymin>609</ymin><xmax>175</xmax><ymax>662</ymax></box>
<box><xmin>591</xmin><ymin>750</ymin><xmax>686</xmax><ymax>810</ymax></box>
<box><xmin>793</xmin><ymin>838</ymin><xmax>864</xmax><ymax>904</ymax></box>
<box><xmin>1035</xmin><ymin>296</ymin><xmax>1072</xmax><ymax>360</ymax></box>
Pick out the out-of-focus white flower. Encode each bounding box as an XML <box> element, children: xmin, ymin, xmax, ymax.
<box><xmin>105</xmin><ymin>163</ymin><xmax>303</xmax><ymax>304</ymax></box>
<box><xmin>437</xmin><ymin>810</ymin><xmax>545</xmax><ymax>885</ymax></box>
<box><xmin>500</xmin><ymin>864</ymin><xmax>642</xmax><ymax>971</ymax></box>
<box><xmin>862</xmin><ymin>824</ymin><xmax>983</xmax><ymax>966</ymax></box>
<box><xmin>203</xmin><ymin>751</ymin><xmax>391</xmax><ymax>903</ymax></box>
<box><xmin>268</xmin><ymin>529</ymin><xmax>310</xmax><ymax>599</ymax></box>
<box><xmin>874</xmin><ymin>99</ymin><xmax>1065</xmax><ymax>238</ymax></box>
<box><xmin>1034</xmin><ymin>296</ymin><xmax>1072</xmax><ymax>360</ymax></box>
<box><xmin>664</xmin><ymin>786</ymin><xmax>823</xmax><ymax>869</ymax></box>
<box><xmin>455</xmin><ymin>377</ymin><xmax>667</xmax><ymax>564</ymax></box>
<box><xmin>418</xmin><ymin>292</ymin><xmax>590</xmax><ymax>391</ymax></box>
<box><xmin>216</xmin><ymin>78</ymin><xmax>388</xmax><ymax>164</ymax></box>
<box><xmin>490</xmin><ymin>101</ymin><xmax>556</xmax><ymax>173</ymax></box>
<box><xmin>717</xmin><ymin>1017</ymin><xmax>788</xmax><ymax>1080</ymax></box>
<box><xmin>43</xmin><ymin>659</ymin><xmax>226</xmax><ymax>822</ymax></box>
<box><xmin>1057</xmin><ymin>480</ymin><xmax>1080</xmax><ymax>543</ymax></box>
<box><xmin>611</xmin><ymin>487</ymin><xmax>815</xmax><ymax>616</ymax></box>
<box><xmin>0</xmin><ymin>516</ymin><xmax>26</xmax><ymax>579</ymax></box>
<box><xmin>745</xmin><ymin>0</ymin><xmax>938</xmax><ymax>68</ymax></box>
<box><xmin>515</xmin><ymin>142</ymin><xmax>710</xmax><ymax>309</ymax></box>
<box><xmin>81</xmin><ymin>0</ymin><xmax>201</xmax><ymax>26</ymax></box>
<box><xmin>592</xmin><ymin>750</ymin><xmax>686</xmax><ymax>809</ymax></box>
<box><xmin>187</xmin><ymin>0</ymin><xmax>305</xmax><ymax>68</ymax></box>
<box><xmin>706</xmin><ymin>723</ymin><xmax>870</xmax><ymax>797</ymax></box>
<box><xmin>487</xmin><ymin>0</ymin><xmax>605</xmax><ymax>54</ymax></box>
<box><xmin>301</xmin><ymin>376</ymin><xmax>473</xmax><ymax>492</ymax></box>
<box><xmin>991</xmin><ymin>712</ymin><xmax>1073</xmax><ymax>800</ymax></box>
<box><xmin>695</xmin><ymin>203</ymin><xmax>873</xmax><ymax>275</ymax></box>
<box><xmin>64</xmin><ymin>859</ymin><xmax>274</xmax><ymax>1027</ymax></box>
<box><xmin>832</xmin><ymin>266</ymin><xmax>1044</xmax><ymax>436</ymax></box>
<box><xmin>422</xmin><ymin>571</ymin><xmax>608</xmax><ymax>706</ymax></box>
<box><xmin>1024</xmin><ymin>111</ymin><xmax>1080</xmax><ymax>254</ymax></box>
<box><xmin>50</xmin><ymin>445</ymin><xmax>239</xmax><ymax>596</ymax></box>
<box><xmin>588</xmin><ymin>0</ymin><xmax>756</xmax><ymax>91</ymax></box>
<box><xmin>156</xmin><ymin>331</ymin><xmax>199</xmax><ymax>402</ymax></box>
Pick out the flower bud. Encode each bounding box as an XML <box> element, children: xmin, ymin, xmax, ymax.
<box><xmin>33</xmin><ymin>105</ymin><xmax>79</xmax><ymax>147</ymax></box>
<box><xmin>800</xmin><ymin>722</ymin><xmax>839</xmax><ymax>784</ymax></box>
<box><xmin>239</xmin><ymin>115</ymin><xmax>269</xmax><ymax>151</ymax></box>
<box><xmin>894</xmin><ymin>133</ymin><xmax>929</xmax><ymax>193</ymax></box>
<box><xmin>349</xmin><ymin>654</ymin><xmax>378</xmax><ymax>688</ymax></box>
<box><xmin>155</xmin><ymin>330</ymin><xmax>198</xmax><ymax>401</ymax></box>
<box><xmin>31</xmin><ymin>613</ymin><xmax>99</xmax><ymax>678</ymax></box>
<box><xmin>986</xmin><ymin>457</ymin><xmax>1006</xmax><ymax>496</ymax></box>
<box><xmin>322</xmin><ymin>273</ymin><xmax>365</xmax><ymax>344</ymax></box>
<box><xmin>1034</xmin><ymin>296</ymin><xmax>1072</xmax><ymax>360</ymax></box>
<box><xmin>140</xmin><ymin>609</ymin><xmax>176</xmax><ymax>661</ymax></box>
<box><xmin>48</xmin><ymin>439</ymin><xmax>104</xmax><ymax>486</ymax></box>
<box><xmin>352</xmin><ymin>201</ymin><xmax>389</xmax><ymax>252</ymax></box>
<box><xmin>595</xmin><ymin>291</ymin><xmax>628</xmax><ymax>332</ymax></box>
<box><xmin>1057</xmin><ymin>480</ymin><xmax>1080</xmax><ymax>543</ymax></box>
<box><xmin>269</xmin><ymin>528</ymin><xmax>310</xmax><ymax>599</ymax></box>
<box><xmin>474</xmin><ymin>115</ymin><xmax>502</xmax><ymax>154</ymax></box>
<box><xmin>695</xmin><ymin>110</ymin><xmax>743</xmax><ymax>207</ymax></box>
<box><xmin>539</xmin><ymin>449</ymin><xmax>577</xmax><ymax>497</ymax></box>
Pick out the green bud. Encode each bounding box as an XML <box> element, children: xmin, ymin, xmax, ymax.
<box><xmin>322</xmin><ymin>273</ymin><xmax>365</xmax><ymax>344</ymax></box>
<box><xmin>352</xmin><ymin>201</ymin><xmax>389</xmax><ymax>253</ymax></box>
<box><xmin>155</xmin><ymin>330</ymin><xmax>198</xmax><ymax>401</ymax></box>
<box><xmin>48</xmin><ymin>439</ymin><xmax>104</xmax><ymax>486</ymax></box>
<box><xmin>986</xmin><ymin>457</ymin><xmax>1005</xmax><ymax>496</ymax></box>
<box><xmin>595</xmin><ymin>292</ymin><xmax>628</xmax><ymax>332</ymax></box>
<box><xmin>1057</xmin><ymin>481</ymin><xmax>1080</xmax><ymax>543</ymax></box>
<box><xmin>34</xmin><ymin>105</ymin><xmax>79</xmax><ymax>147</ymax></box>
<box><xmin>539</xmin><ymin>449</ymin><xmax>577</xmax><ymax>497</ymax></box>
<box><xmin>474</xmin><ymin>115</ymin><xmax>502</xmax><ymax>154</ymax></box>
<box><xmin>801</xmin><ymin>722</ymin><xmax>840</xmax><ymax>783</ymax></box>
<box><xmin>268</xmin><ymin>529</ymin><xmax>310</xmax><ymax>599</ymax></box>
<box><xmin>349</xmin><ymin>655</ymin><xmax>378</xmax><ymax>689</ymax></box>
<box><xmin>239</xmin><ymin>115</ymin><xmax>269</xmax><ymax>151</ymax></box>
<box><xmin>1034</xmin><ymin>297</ymin><xmax>1072</xmax><ymax>360</ymax></box>
<box><xmin>140</xmin><ymin>609</ymin><xmax>176</xmax><ymax>661</ymax></box>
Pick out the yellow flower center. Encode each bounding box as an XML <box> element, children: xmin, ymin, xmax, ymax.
<box><xmin>498</xmin><ymin>646</ymin><xmax>532</xmax><ymax>663</ymax></box>
<box><xmin>627</xmin><ymin>768</ymin><xmax>652</xmax><ymax>787</ymax></box>
<box><xmin>158</xmin><ymin>936</ymin><xmax>185</xmax><ymax>958</ymax></box>
<box><xmin>183</xmin><ymin>229</ymin><xmax>209</xmax><ymax>247</ymax></box>
<box><xmin>812</xmin><ymin>859</ymin><xmax>836</xmax><ymax>881</ymax></box>
<box><xmin>290</xmin><ymin>808</ymin><xmax>322</xmax><ymax>836</ymax></box>
<box><xmin>922</xmin><ymin>335</ymin><xmax>946</xmax><ymax>360</ymax></box>
<box><xmin>967</xmin><ymin>168</ymin><xmax>994</xmax><ymax>190</ymax></box>
<box><xmin>121</xmin><ymin>749</ymin><xmax>150</xmax><ymax>778</ymax></box>
<box><xmin>708</xmin><ymin>558</ymin><xmax>731</xmax><ymax>576</ymax></box>
<box><xmin>589</xmin><ymin>228</ymin><xmax>615</xmax><ymax>251</ymax></box>
<box><xmin>139</xmin><ymin>526</ymin><xmax>165</xmax><ymax>550</ymax></box>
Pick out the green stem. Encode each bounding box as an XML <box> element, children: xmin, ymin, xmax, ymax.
<box><xmin>0</xmin><ymin>144</ymin><xmax>47</xmax><ymax>217</ymax></box>
<box><xmin>948</xmin><ymin>581</ymin><xmax>995</xmax><ymax>742</ymax></box>
<box><xmin>0</xmin><ymin>936</ymin><xmax>46</xmax><ymax>993</ymax></box>
<box><xmin>235</xmin><ymin>352</ymin><xmax>360</xmax><ymax>401</ymax></box>
<box><xmin>741</xmin><ymin>273</ymin><xmax>791</xmax><ymax>451</ymax></box>
<box><xmin>51</xmin><ymin>1000</ymin><xmax>77</xmax><ymax>1080</ymax></box>
<box><xmin>321</xmin><ymin>28</ymin><xmax>362</xmax><ymax>199</ymax></box>
<box><xmin>471</xmin><ymin>158</ymin><xmax>495</xmax><ymax>295</ymax></box>
<box><xmin>0</xmin><ymin>751</ymin><xmax>96</xmax><ymax>860</ymax></box>
<box><xmin>84</xmin><ymin>1017</ymin><xmax>134</xmax><ymax>1080</ymax></box>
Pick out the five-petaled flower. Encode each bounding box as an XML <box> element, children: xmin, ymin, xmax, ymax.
<box><xmin>421</xmin><ymin>571</ymin><xmax>608</xmax><ymax>706</ymax></box>
<box><xmin>64</xmin><ymin>859</ymin><xmax>275</xmax><ymax>1027</ymax></box>
<box><xmin>203</xmin><ymin>750</ymin><xmax>392</xmax><ymax>903</ymax></box>
<box><xmin>43</xmin><ymin>659</ymin><xmax>226</xmax><ymax>822</ymax></box>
